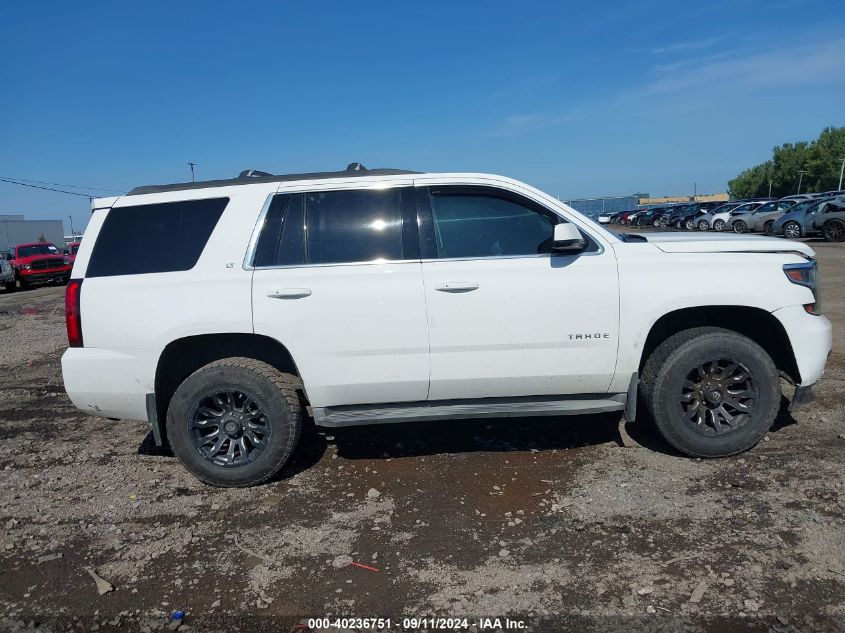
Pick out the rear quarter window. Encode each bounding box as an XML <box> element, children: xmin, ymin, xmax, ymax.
<box><xmin>86</xmin><ymin>198</ymin><xmax>228</xmax><ymax>277</ymax></box>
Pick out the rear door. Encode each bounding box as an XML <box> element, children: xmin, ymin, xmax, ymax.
<box><xmin>250</xmin><ymin>181</ymin><xmax>430</xmax><ymax>408</ymax></box>
<box><xmin>416</xmin><ymin>183</ymin><xmax>620</xmax><ymax>401</ymax></box>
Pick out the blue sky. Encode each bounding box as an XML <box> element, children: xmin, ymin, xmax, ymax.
<box><xmin>1</xmin><ymin>0</ymin><xmax>844</xmax><ymax>233</ymax></box>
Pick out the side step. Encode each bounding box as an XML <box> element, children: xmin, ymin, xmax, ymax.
<box><xmin>313</xmin><ymin>394</ymin><xmax>626</xmax><ymax>428</ymax></box>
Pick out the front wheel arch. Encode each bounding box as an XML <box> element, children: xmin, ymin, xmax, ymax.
<box><xmin>638</xmin><ymin>306</ymin><xmax>801</xmax><ymax>386</ymax></box>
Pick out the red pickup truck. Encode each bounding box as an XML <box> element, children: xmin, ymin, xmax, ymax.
<box><xmin>5</xmin><ymin>242</ymin><xmax>72</xmax><ymax>289</ymax></box>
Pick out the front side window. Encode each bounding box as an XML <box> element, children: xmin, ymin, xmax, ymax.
<box><xmin>428</xmin><ymin>187</ymin><xmax>559</xmax><ymax>259</ymax></box>
<box><xmin>305</xmin><ymin>188</ymin><xmax>405</xmax><ymax>265</ymax></box>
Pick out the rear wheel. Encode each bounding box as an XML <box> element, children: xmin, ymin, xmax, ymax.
<box><xmin>733</xmin><ymin>219</ymin><xmax>748</xmax><ymax>233</ymax></box>
<box><xmin>685</xmin><ymin>219</ymin><xmax>695</xmax><ymax>230</ymax></box>
<box><xmin>783</xmin><ymin>221</ymin><xmax>801</xmax><ymax>239</ymax></box>
<box><xmin>713</xmin><ymin>219</ymin><xmax>725</xmax><ymax>231</ymax></box>
<box><xmin>640</xmin><ymin>327</ymin><xmax>779</xmax><ymax>457</ymax></box>
<box><xmin>697</xmin><ymin>219</ymin><xmax>709</xmax><ymax>231</ymax></box>
<box><xmin>764</xmin><ymin>220</ymin><xmax>774</xmax><ymax>235</ymax></box>
<box><xmin>166</xmin><ymin>357</ymin><xmax>303</xmax><ymax>487</ymax></box>
<box><xmin>823</xmin><ymin>219</ymin><xmax>845</xmax><ymax>242</ymax></box>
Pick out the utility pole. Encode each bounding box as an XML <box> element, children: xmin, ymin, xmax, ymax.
<box><xmin>768</xmin><ymin>180</ymin><xmax>773</xmax><ymax>197</ymax></box>
<box><xmin>838</xmin><ymin>158</ymin><xmax>845</xmax><ymax>191</ymax></box>
<box><xmin>188</xmin><ymin>162</ymin><xmax>196</xmax><ymax>182</ymax></box>
<box><xmin>797</xmin><ymin>169</ymin><xmax>806</xmax><ymax>195</ymax></box>
<box><xmin>68</xmin><ymin>215</ymin><xmax>74</xmax><ymax>236</ymax></box>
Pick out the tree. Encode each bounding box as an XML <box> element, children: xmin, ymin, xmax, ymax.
<box><xmin>37</xmin><ymin>233</ymin><xmax>47</xmax><ymax>242</ymax></box>
<box><xmin>728</xmin><ymin>127</ymin><xmax>845</xmax><ymax>198</ymax></box>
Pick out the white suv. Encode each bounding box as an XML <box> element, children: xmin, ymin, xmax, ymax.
<box><xmin>61</xmin><ymin>164</ymin><xmax>832</xmax><ymax>486</ymax></box>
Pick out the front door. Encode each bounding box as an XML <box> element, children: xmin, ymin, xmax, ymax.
<box><xmin>417</xmin><ymin>184</ymin><xmax>620</xmax><ymax>401</ymax></box>
<box><xmin>251</xmin><ymin>183</ymin><xmax>430</xmax><ymax>407</ymax></box>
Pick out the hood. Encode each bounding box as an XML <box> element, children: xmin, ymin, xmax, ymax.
<box><xmin>13</xmin><ymin>253</ymin><xmax>66</xmax><ymax>264</ymax></box>
<box><xmin>637</xmin><ymin>232</ymin><xmax>815</xmax><ymax>257</ymax></box>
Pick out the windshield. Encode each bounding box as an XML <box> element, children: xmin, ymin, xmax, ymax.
<box><xmin>71</xmin><ymin>244</ymin><xmax>80</xmax><ymax>254</ymax></box>
<box><xmin>17</xmin><ymin>244</ymin><xmax>59</xmax><ymax>257</ymax></box>
<box><xmin>708</xmin><ymin>204</ymin><xmax>734</xmax><ymax>215</ymax></box>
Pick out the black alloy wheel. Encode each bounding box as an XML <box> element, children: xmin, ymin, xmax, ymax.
<box><xmin>733</xmin><ymin>220</ymin><xmax>748</xmax><ymax>233</ymax></box>
<box><xmin>189</xmin><ymin>389</ymin><xmax>271</xmax><ymax>467</ymax></box>
<box><xmin>823</xmin><ymin>219</ymin><xmax>845</xmax><ymax>242</ymax></box>
<box><xmin>678</xmin><ymin>358</ymin><xmax>758</xmax><ymax>437</ymax></box>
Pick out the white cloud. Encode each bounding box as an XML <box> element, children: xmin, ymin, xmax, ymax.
<box><xmin>652</xmin><ymin>35</ymin><xmax>727</xmax><ymax>55</ymax></box>
<box><xmin>489</xmin><ymin>113</ymin><xmax>585</xmax><ymax>137</ymax></box>
<box><xmin>641</xmin><ymin>36</ymin><xmax>845</xmax><ymax>95</ymax></box>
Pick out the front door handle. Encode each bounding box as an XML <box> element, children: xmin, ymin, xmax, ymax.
<box><xmin>434</xmin><ymin>282</ymin><xmax>479</xmax><ymax>292</ymax></box>
<box><xmin>267</xmin><ymin>288</ymin><xmax>312</xmax><ymax>299</ymax></box>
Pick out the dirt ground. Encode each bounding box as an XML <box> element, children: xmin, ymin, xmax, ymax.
<box><xmin>1</xmin><ymin>236</ymin><xmax>843</xmax><ymax>633</ymax></box>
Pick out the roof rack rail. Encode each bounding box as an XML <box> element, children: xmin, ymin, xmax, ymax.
<box><xmin>127</xmin><ymin>163</ymin><xmax>420</xmax><ymax>196</ymax></box>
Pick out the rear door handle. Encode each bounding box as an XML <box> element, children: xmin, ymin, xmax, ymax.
<box><xmin>267</xmin><ymin>288</ymin><xmax>312</xmax><ymax>299</ymax></box>
<box><xmin>434</xmin><ymin>282</ymin><xmax>479</xmax><ymax>292</ymax></box>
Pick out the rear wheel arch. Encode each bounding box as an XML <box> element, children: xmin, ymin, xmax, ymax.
<box><xmin>638</xmin><ymin>306</ymin><xmax>801</xmax><ymax>385</ymax></box>
<box><xmin>154</xmin><ymin>333</ymin><xmax>305</xmax><ymax>441</ymax></box>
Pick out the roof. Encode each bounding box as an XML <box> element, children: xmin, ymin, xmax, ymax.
<box><xmin>127</xmin><ymin>164</ymin><xmax>421</xmax><ymax>196</ymax></box>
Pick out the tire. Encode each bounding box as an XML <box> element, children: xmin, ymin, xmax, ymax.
<box><xmin>713</xmin><ymin>219</ymin><xmax>725</xmax><ymax>231</ymax></box>
<box><xmin>17</xmin><ymin>277</ymin><xmax>29</xmax><ymax>290</ymax></box>
<box><xmin>3</xmin><ymin>281</ymin><xmax>15</xmax><ymax>292</ymax></box>
<box><xmin>640</xmin><ymin>327</ymin><xmax>780</xmax><ymax>457</ymax></box>
<box><xmin>733</xmin><ymin>219</ymin><xmax>748</xmax><ymax>233</ymax></box>
<box><xmin>783</xmin><ymin>221</ymin><xmax>801</xmax><ymax>239</ymax></box>
<box><xmin>763</xmin><ymin>220</ymin><xmax>774</xmax><ymax>235</ymax></box>
<box><xmin>166</xmin><ymin>357</ymin><xmax>303</xmax><ymax>487</ymax></box>
<box><xmin>653</xmin><ymin>219</ymin><xmax>661</xmax><ymax>227</ymax></box>
<box><xmin>823</xmin><ymin>219</ymin><xmax>845</xmax><ymax>242</ymax></box>
<box><xmin>697</xmin><ymin>219</ymin><xmax>709</xmax><ymax>231</ymax></box>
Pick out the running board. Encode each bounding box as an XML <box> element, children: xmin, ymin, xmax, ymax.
<box><xmin>312</xmin><ymin>394</ymin><xmax>626</xmax><ymax>428</ymax></box>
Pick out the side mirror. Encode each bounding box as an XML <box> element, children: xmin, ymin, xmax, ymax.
<box><xmin>553</xmin><ymin>223</ymin><xmax>586</xmax><ymax>253</ymax></box>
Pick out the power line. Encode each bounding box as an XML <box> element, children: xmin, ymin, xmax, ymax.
<box><xmin>0</xmin><ymin>176</ymin><xmax>124</xmax><ymax>193</ymax></box>
<box><xmin>0</xmin><ymin>177</ymin><xmax>102</xmax><ymax>198</ymax></box>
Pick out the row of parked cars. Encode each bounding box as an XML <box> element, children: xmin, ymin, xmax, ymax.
<box><xmin>0</xmin><ymin>241</ymin><xmax>80</xmax><ymax>291</ymax></box>
<box><xmin>602</xmin><ymin>191</ymin><xmax>845</xmax><ymax>241</ymax></box>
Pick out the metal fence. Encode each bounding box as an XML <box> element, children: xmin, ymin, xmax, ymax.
<box><xmin>562</xmin><ymin>196</ymin><xmax>640</xmax><ymax>219</ymax></box>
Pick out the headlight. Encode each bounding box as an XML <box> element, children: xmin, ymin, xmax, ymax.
<box><xmin>784</xmin><ymin>261</ymin><xmax>821</xmax><ymax>314</ymax></box>
<box><xmin>22</xmin><ymin>264</ymin><xmax>31</xmax><ymax>270</ymax></box>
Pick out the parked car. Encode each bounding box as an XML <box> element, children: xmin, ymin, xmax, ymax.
<box><xmin>6</xmin><ymin>242</ymin><xmax>72</xmax><ymax>289</ymax></box>
<box><xmin>812</xmin><ymin>197</ymin><xmax>845</xmax><ymax>242</ymax></box>
<box><xmin>63</xmin><ymin>241</ymin><xmax>81</xmax><ymax>265</ymax></box>
<box><xmin>773</xmin><ymin>197</ymin><xmax>836</xmax><ymax>239</ymax></box>
<box><xmin>715</xmin><ymin>201</ymin><xmax>766</xmax><ymax>231</ymax></box>
<box><xmin>740</xmin><ymin>199</ymin><xmax>798</xmax><ymax>234</ymax></box>
<box><xmin>0</xmin><ymin>256</ymin><xmax>15</xmax><ymax>291</ymax></box>
<box><xmin>696</xmin><ymin>203</ymin><xmax>736</xmax><ymax>231</ymax></box>
<box><xmin>631</xmin><ymin>208</ymin><xmax>663</xmax><ymax>227</ymax></box>
<box><xmin>61</xmin><ymin>163</ymin><xmax>831</xmax><ymax>486</ymax></box>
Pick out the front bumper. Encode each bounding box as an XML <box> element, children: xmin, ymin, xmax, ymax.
<box><xmin>772</xmin><ymin>305</ymin><xmax>832</xmax><ymax>387</ymax></box>
<box><xmin>19</xmin><ymin>267</ymin><xmax>71</xmax><ymax>284</ymax></box>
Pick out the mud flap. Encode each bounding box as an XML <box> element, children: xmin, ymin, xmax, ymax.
<box><xmin>789</xmin><ymin>385</ymin><xmax>815</xmax><ymax>413</ymax></box>
<box><xmin>145</xmin><ymin>393</ymin><xmax>164</xmax><ymax>446</ymax></box>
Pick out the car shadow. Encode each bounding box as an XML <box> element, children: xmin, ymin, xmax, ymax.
<box><xmin>325</xmin><ymin>410</ymin><xmax>676</xmax><ymax>461</ymax></box>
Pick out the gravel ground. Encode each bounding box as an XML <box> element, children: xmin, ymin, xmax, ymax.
<box><xmin>0</xmin><ymin>238</ymin><xmax>844</xmax><ymax>632</ymax></box>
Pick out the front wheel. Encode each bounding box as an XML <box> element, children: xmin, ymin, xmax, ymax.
<box><xmin>685</xmin><ymin>219</ymin><xmax>696</xmax><ymax>230</ymax></box>
<box><xmin>713</xmin><ymin>219</ymin><xmax>725</xmax><ymax>231</ymax></box>
<box><xmin>764</xmin><ymin>220</ymin><xmax>774</xmax><ymax>235</ymax></box>
<box><xmin>697</xmin><ymin>219</ymin><xmax>709</xmax><ymax>231</ymax></box>
<box><xmin>166</xmin><ymin>357</ymin><xmax>303</xmax><ymax>487</ymax></box>
<box><xmin>823</xmin><ymin>219</ymin><xmax>845</xmax><ymax>242</ymax></box>
<box><xmin>640</xmin><ymin>327</ymin><xmax>780</xmax><ymax>457</ymax></box>
<box><xmin>733</xmin><ymin>220</ymin><xmax>748</xmax><ymax>233</ymax></box>
<box><xmin>783</xmin><ymin>221</ymin><xmax>801</xmax><ymax>239</ymax></box>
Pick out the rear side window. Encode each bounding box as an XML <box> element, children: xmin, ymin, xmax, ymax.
<box><xmin>304</xmin><ymin>188</ymin><xmax>407</xmax><ymax>265</ymax></box>
<box><xmin>86</xmin><ymin>198</ymin><xmax>228</xmax><ymax>277</ymax></box>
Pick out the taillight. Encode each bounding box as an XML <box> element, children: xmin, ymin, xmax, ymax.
<box><xmin>65</xmin><ymin>279</ymin><xmax>83</xmax><ymax>347</ymax></box>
